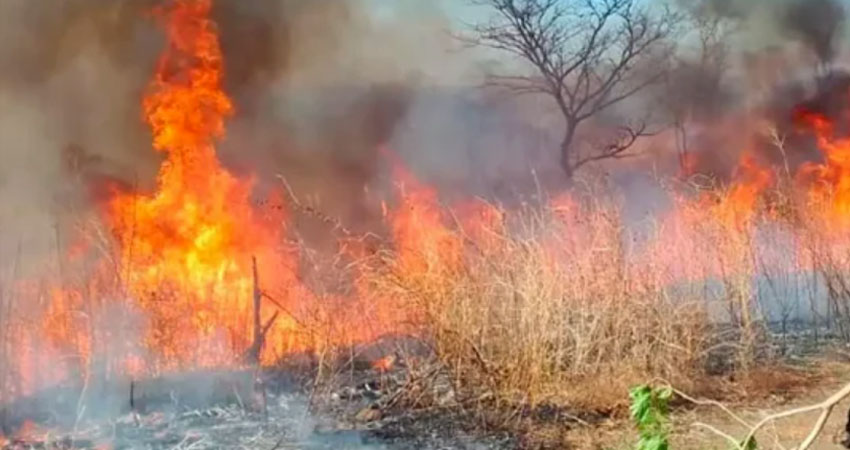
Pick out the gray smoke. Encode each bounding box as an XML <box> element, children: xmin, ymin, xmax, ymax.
<box><xmin>782</xmin><ymin>0</ymin><xmax>846</xmax><ymax>66</ymax></box>
<box><xmin>650</xmin><ymin>0</ymin><xmax>850</xmax><ymax>180</ymax></box>
<box><xmin>0</xmin><ymin>0</ymin><xmax>496</xmax><ymax>269</ymax></box>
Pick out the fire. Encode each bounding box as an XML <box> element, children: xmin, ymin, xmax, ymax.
<box><xmin>383</xmin><ymin>147</ymin><xmax>462</xmax><ymax>277</ymax></box>
<box><xmin>5</xmin><ymin>0</ymin><xmax>418</xmax><ymax>387</ymax></box>
<box><xmin>14</xmin><ymin>420</ymin><xmax>45</xmax><ymax>442</ymax></box>
<box><xmin>795</xmin><ymin>107</ymin><xmax>850</xmax><ymax>226</ymax></box>
<box><xmin>713</xmin><ymin>153</ymin><xmax>774</xmax><ymax>229</ymax></box>
<box><xmin>8</xmin><ymin>0</ymin><xmax>850</xmax><ymax>418</ymax></box>
<box><xmin>371</xmin><ymin>353</ymin><xmax>396</xmax><ymax>372</ymax></box>
<box><xmin>99</xmin><ymin>0</ymin><xmax>295</xmax><ymax>369</ymax></box>
<box><xmin>453</xmin><ymin>198</ymin><xmax>505</xmax><ymax>252</ymax></box>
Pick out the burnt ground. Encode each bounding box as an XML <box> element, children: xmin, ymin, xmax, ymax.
<box><xmin>0</xmin><ymin>336</ymin><xmax>516</xmax><ymax>450</ymax></box>
<box><xmin>575</xmin><ymin>357</ymin><xmax>850</xmax><ymax>449</ymax></box>
<box><xmin>0</xmin><ymin>366</ymin><xmax>515</xmax><ymax>450</ymax></box>
<box><xmin>554</xmin><ymin>329</ymin><xmax>850</xmax><ymax>449</ymax></box>
<box><xmin>3</xmin><ymin>329</ymin><xmax>850</xmax><ymax>450</ymax></box>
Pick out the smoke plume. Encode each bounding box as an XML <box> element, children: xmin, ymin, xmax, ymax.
<box><xmin>0</xmin><ymin>0</ymin><xmax>496</xmax><ymax>268</ymax></box>
<box><xmin>655</xmin><ymin>0</ymin><xmax>850</xmax><ymax>181</ymax></box>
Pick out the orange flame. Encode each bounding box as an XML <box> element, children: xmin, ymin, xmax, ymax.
<box><xmin>4</xmin><ymin>0</ymin><xmax>418</xmax><ymax>391</ymax></box>
<box><xmin>102</xmin><ymin>0</ymin><xmax>292</xmax><ymax>369</ymax></box>
<box><xmin>371</xmin><ymin>354</ymin><xmax>396</xmax><ymax>372</ymax></box>
<box><xmin>383</xmin><ymin>147</ymin><xmax>462</xmax><ymax>276</ymax></box>
<box><xmin>714</xmin><ymin>153</ymin><xmax>774</xmax><ymax>229</ymax></box>
<box><xmin>795</xmin><ymin>107</ymin><xmax>850</xmax><ymax>226</ymax></box>
<box><xmin>18</xmin><ymin>0</ymin><xmax>850</xmax><ymax>411</ymax></box>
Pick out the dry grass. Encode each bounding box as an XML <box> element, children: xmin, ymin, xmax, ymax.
<box><xmin>4</xmin><ymin>174</ymin><xmax>850</xmax><ymax>444</ymax></box>
<box><xmin>353</xmin><ymin>175</ymin><xmax>850</xmax><ymax>436</ymax></box>
<box><xmin>364</xmin><ymin>190</ymin><xmax>734</xmax><ymax>421</ymax></box>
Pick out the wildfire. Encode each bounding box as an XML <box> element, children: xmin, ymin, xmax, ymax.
<box><xmin>8</xmin><ymin>0</ymin><xmax>850</xmax><ymax>416</ymax></box>
<box><xmin>383</xmin><ymin>147</ymin><xmax>463</xmax><ymax>277</ymax></box>
<box><xmin>13</xmin><ymin>0</ymin><xmax>419</xmax><ymax>386</ymax></box>
<box><xmin>714</xmin><ymin>153</ymin><xmax>774</xmax><ymax>229</ymax></box>
<box><xmin>795</xmin><ymin>107</ymin><xmax>850</xmax><ymax>226</ymax></box>
<box><xmin>97</xmin><ymin>0</ymin><xmax>298</xmax><ymax>369</ymax></box>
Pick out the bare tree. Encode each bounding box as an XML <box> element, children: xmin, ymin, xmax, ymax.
<box><xmin>664</xmin><ymin>3</ymin><xmax>735</xmax><ymax>172</ymax></box>
<box><xmin>468</xmin><ymin>0</ymin><xmax>679</xmax><ymax>178</ymax></box>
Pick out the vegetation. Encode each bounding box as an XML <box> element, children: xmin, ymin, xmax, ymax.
<box><xmin>627</xmin><ymin>380</ymin><xmax>850</xmax><ymax>449</ymax></box>
<box><xmin>630</xmin><ymin>384</ymin><xmax>672</xmax><ymax>450</ymax></box>
<box><xmin>466</xmin><ymin>0</ymin><xmax>679</xmax><ymax>178</ymax></box>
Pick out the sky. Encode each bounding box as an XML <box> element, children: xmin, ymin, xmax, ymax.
<box><xmin>340</xmin><ymin>0</ymin><xmax>497</xmax><ymax>86</ymax></box>
<box><xmin>367</xmin><ymin>0</ymin><xmax>486</xmax><ymax>29</ymax></box>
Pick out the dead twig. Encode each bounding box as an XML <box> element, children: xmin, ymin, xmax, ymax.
<box><xmin>662</xmin><ymin>379</ymin><xmax>850</xmax><ymax>449</ymax></box>
<box><xmin>741</xmin><ymin>381</ymin><xmax>850</xmax><ymax>450</ymax></box>
<box><xmin>259</xmin><ymin>291</ymin><xmax>304</xmax><ymax>329</ymax></box>
<box><xmin>692</xmin><ymin>421</ymin><xmax>743</xmax><ymax>448</ymax></box>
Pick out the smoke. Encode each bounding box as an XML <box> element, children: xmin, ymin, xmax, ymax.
<box><xmin>782</xmin><ymin>0</ymin><xmax>846</xmax><ymax>66</ymax></box>
<box><xmin>0</xmin><ymin>0</ymin><xmax>491</xmax><ymax>266</ymax></box>
<box><xmin>0</xmin><ymin>0</ymin><xmax>845</xmax><ymax>264</ymax></box>
<box><xmin>652</xmin><ymin>0</ymin><xmax>850</xmax><ymax>181</ymax></box>
<box><xmin>0</xmin><ymin>0</ymin><xmax>634</xmax><ymax>256</ymax></box>
<box><xmin>690</xmin><ymin>0</ymin><xmax>848</xmax><ymax>54</ymax></box>
<box><xmin>0</xmin><ymin>0</ymin><xmax>156</xmax><ymax>269</ymax></box>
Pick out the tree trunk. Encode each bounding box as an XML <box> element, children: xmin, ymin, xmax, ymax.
<box><xmin>560</xmin><ymin>124</ymin><xmax>577</xmax><ymax>180</ymax></box>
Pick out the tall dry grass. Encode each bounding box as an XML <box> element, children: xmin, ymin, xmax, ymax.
<box><xmin>361</xmin><ymin>175</ymin><xmax>850</xmax><ymax>418</ymax></box>
<box><xmin>6</xmin><ymin>171</ymin><xmax>850</xmax><ymax>426</ymax></box>
<box><xmin>364</xmin><ymin>190</ymin><xmax>724</xmax><ymax>416</ymax></box>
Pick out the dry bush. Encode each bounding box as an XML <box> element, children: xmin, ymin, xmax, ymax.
<box><xmin>357</xmin><ymin>171</ymin><xmax>850</xmax><ymax>425</ymax></box>
<box><xmin>367</xmin><ymin>192</ymin><xmax>722</xmax><ymax>418</ymax></box>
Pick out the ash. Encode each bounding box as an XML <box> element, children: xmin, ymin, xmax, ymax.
<box><xmin>1</xmin><ymin>364</ymin><xmax>512</xmax><ymax>450</ymax></box>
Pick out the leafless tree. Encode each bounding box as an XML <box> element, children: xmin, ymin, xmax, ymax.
<box><xmin>467</xmin><ymin>0</ymin><xmax>679</xmax><ymax>178</ymax></box>
<box><xmin>664</xmin><ymin>3</ymin><xmax>736</xmax><ymax>172</ymax></box>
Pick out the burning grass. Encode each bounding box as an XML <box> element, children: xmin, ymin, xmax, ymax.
<box><xmin>4</xmin><ymin>169</ymin><xmax>850</xmax><ymax>443</ymax></box>
<box><xmin>366</xmin><ymin>193</ymin><xmax>713</xmax><ymax>414</ymax></box>
<box><xmin>7</xmin><ymin>0</ymin><xmax>850</xmax><ymax>446</ymax></box>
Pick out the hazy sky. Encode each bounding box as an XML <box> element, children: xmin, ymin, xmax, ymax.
<box><xmin>367</xmin><ymin>0</ymin><xmax>486</xmax><ymax>27</ymax></box>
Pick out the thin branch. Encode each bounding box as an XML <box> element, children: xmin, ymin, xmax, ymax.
<box><xmin>693</xmin><ymin>422</ymin><xmax>745</xmax><ymax>449</ymax></box>
<box><xmin>467</xmin><ymin>0</ymin><xmax>679</xmax><ymax>177</ymax></box>
<box><xmin>572</xmin><ymin>123</ymin><xmax>653</xmax><ymax>171</ymax></box>
<box><xmin>741</xmin><ymin>381</ymin><xmax>850</xmax><ymax>450</ymax></box>
<box><xmin>669</xmin><ymin>386</ymin><xmax>755</xmax><ymax>430</ymax></box>
<box><xmin>259</xmin><ymin>290</ymin><xmax>305</xmax><ymax>329</ymax></box>
<box><xmin>663</xmin><ymin>378</ymin><xmax>850</xmax><ymax>449</ymax></box>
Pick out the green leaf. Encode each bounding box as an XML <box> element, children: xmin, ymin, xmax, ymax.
<box><xmin>630</xmin><ymin>385</ymin><xmax>653</xmax><ymax>424</ymax></box>
<box><xmin>638</xmin><ymin>435</ymin><xmax>669</xmax><ymax>450</ymax></box>
<box><xmin>740</xmin><ymin>436</ymin><xmax>757</xmax><ymax>450</ymax></box>
<box><xmin>630</xmin><ymin>384</ymin><xmax>671</xmax><ymax>450</ymax></box>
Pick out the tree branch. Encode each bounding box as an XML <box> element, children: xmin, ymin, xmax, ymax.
<box><xmin>572</xmin><ymin>122</ymin><xmax>653</xmax><ymax>171</ymax></box>
<box><xmin>742</xmin><ymin>381</ymin><xmax>850</xmax><ymax>450</ymax></box>
<box><xmin>659</xmin><ymin>379</ymin><xmax>850</xmax><ymax>450</ymax></box>
<box><xmin>467</xmin><ymin>0</ymin><xmax>679</xmax><ymax>177</ymax></box>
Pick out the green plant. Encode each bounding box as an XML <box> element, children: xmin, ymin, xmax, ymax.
<box><xmin>630</xmin><ymin>384</ymin><xmax>764</xmax><ymax>450</ymax></box>
<box><xmin>741</xmin><ymin>436</ymin><xmax>758</xmax><ymax>450</ymax></box>
<box><xmin>630</xmin><ymin>384</ymin><xmax>673</xmax><ymax>450</ymax></box>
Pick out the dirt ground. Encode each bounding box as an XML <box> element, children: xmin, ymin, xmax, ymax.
<box><xmin>561</xmin><ymin>352</ymin><xmax>850</xmax><ymax>449</ymax></box>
